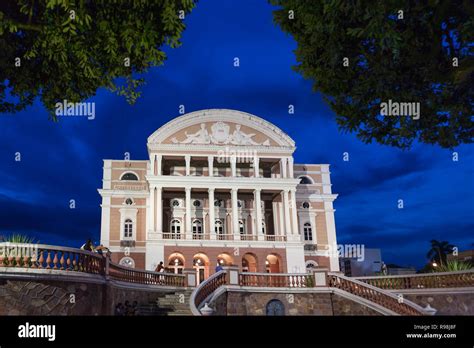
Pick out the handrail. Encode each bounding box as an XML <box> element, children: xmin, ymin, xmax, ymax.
<box><xmin>239</xmin><ymin>272</ymin><xmax>313</xmax><ymax>287</ymax></box>
<box><xmin>108</xmin><ymin>262</ymin><xmax>185</xmax><ymax>287</ymax></box>
<box><xmin>328</xmin><ymin>273</ymin><xmax>426</xmax><ymax>316</ymax></box>
<box><xmin>0</xmin><ymin>242</ymin><xmax>104</xmax><ymax>274</ymax></box>
<box><xmin>190</xmin><ymin>270</ymin><xmax>227</xmax><ymax>315</ymax></box>
<box><xmin>0</xmin><ymin>243</ymin><xmax>185</xmax><ymax>287</ymax></box>
<box><xmin>354</xmin><ymin>270</ymin><xmax>474</xmax><ymax>290</ymax></box>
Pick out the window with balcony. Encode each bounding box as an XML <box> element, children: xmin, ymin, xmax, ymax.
<box><xmin>303</xmin><ymin>222</ymin><xmax>313</xmax><ymax>241</ymax></box>
<box><xmin>124</xmin><ymin>219</ymin><xmax>133</xmax><ymax>239</ymax></box>
<box><xmin>215</xmin><ymin>220</ymin><xmax>224</xmax><ymax>239</ymax></box>
<box><xmin>170</xmin><ymin>219</ymin><xmax>181</xmax><ymax>239</ymax></box>
<box><xmin>192</xmin><ymin>219</ymin><xmax>203</xmax><ymax>239</ymax></box>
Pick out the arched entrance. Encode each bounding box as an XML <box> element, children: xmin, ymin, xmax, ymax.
<box><xmin>167</xmin><ymin>253</ymin><xmax>185</xmax><ymax>274</ymax></box>
<box><xmin>305</xmin><ymin>260</ymin><xmax>318</xmax><ymax>273</ymax></box>
<box><xmin>242</xmin><ymin>253</ymin><xmax>258</xmax><ymax>272</ymax></box>
<box><xmin>266</xmin><ymin>299</ymin><xmax>285</xmax><ymax>316</ymax></box>
<box><xmin>265</xmin><ymin>254</ymin><xmax>282</xmax><ymax>273</ymax></box>
<box><xmin>193</xmin><ymin>253</ymin><xmax>210</xmax><ymax>285</ymax></box>
<box><xmin>217</xmin><ymin>253</ymin><xmax>234</xmax><ymax>268</ymax></box>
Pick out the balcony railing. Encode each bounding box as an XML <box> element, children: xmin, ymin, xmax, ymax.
<box><xmin>240</xmin><ymin>234</ymin><xmax>258</xmax><ymax>241</ymax></box>
<box><xmin>0</xmin><ymin>243</ymin><xmax>186</xmax><ymax>287</ymax></box>
<box><xmin>355</xmin><ymin>270</ymin><xmax>474</xmax><ymax>290</ymax></box>
<box><xmin>113</xmin><ymin>184</ymin><xmax>147</xmax><ymax>191</ymax></box>
<box><xmin>264</xmin><ymin>235</ymin><xmax>287</xmax><ymax>242</ymax></box>
<box><xmin>240</xmin><ymin>272</ymin><xmax>312</xmax><ymax>287</ymax></box>
<box><xmin>157</xmin><ymin>232</ymin><xmax>288</xmax><ymax>242</ymax></box>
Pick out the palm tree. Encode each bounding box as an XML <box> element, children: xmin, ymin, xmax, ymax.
<box><xmin>427</xmin><ymin>240</ymin><xmax>454</xmax><ymax>266</ymax></box>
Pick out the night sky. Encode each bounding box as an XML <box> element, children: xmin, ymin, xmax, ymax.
<box><xmin>1</xmin><ymin>0</ymin><xmax>472</xmax><ymax>269</ymax></box>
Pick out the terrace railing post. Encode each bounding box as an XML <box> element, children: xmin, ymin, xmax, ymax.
<box><xmin>313</xmin><ymin>268</ymin><xmax>329</xmax><ymax>287</ymax></box>
<box><xmin>183</xmin><ymin>268</ymin><xmax>197</xmax><ymax>288</ymax></box>
<box><xmin>104</xmin><ymin>253</ymin><xmax>110</xmax><ymax>280</ymax></box>
<box><xmin>222</xmin><ymin>266</ymin><xmax>240</xmax><ymax>285</ymax></box>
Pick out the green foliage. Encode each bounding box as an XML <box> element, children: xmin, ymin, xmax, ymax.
<box><xmin>433</xmin><ymin>260</ymin><xmax>473</xmax><ymax>272</ymax></box>
<box><xmin>426</xmin><ymin>239</ymin><xmax>454</xmax><ymax>265</ymax></box>
<box><xmin>0</xmin><ymin>0</ymin><xmax>197</xmax><ymax>118</ymax></box>
<box><xmin>1</xmin><ymin>233</ymin><xmax>37</xmax><ymax>243</ymax></box>
<box><xmin>270</xmin><ymin>0</ymin><xmax>473</xmax><ymax>148</ymax></box>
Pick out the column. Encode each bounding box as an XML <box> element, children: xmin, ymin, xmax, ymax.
<box><xmin>185</xmin><ymin>187</ymin><xmax>192</xmax><ymax>239</ymax></box>
<box><xmin>150</xmin><ymin>155</ymin><xmax>156</xmax><ymax>176</ymax></box>
<box><xmin>282</xmin><ymin>190</ymin><xmax>291</xmax><ymax>236</ymax></box>
<box><xmin>157</xmin><ymin>155</ymin><xmax>162</xmax><ymax>176</ymax></box>
<box><xmin>281</xmin><ymin>158</ymin><xmax>287</xmax><ymax>178</ymax></box>
<box><xmin>290</xmin><ymin>189</ymin><xmax>298</xmax><ymax>235</ymax></box>
<box><xmin>149</xmin><ymin>186</ymin><xmax>155</xmax><ymax>231</ymax></box>
<box><xmin>208</xmin><ymin>155</ymin><xmax>214</xmax><ymax>177</ymax></box>
<box><xmin>231</xmin><ymin>188</ymin><xmax>239</xmax><ymax>239</ymax></box>
<box><xmin>253</xmin><ymin>155</ymin><xmax>259</xmax><ymax>178</ymax></box>
<box><xmin>325</xmin><ymin>201</ymin><xmax>340</xmax><ymax>272</ymax></box>
<box><xmin>208</xmin><ymin>188</ymin><xmax>216</xmax><ymax>239</ymax></box>
<box><xmin>230</xmin><ymin>157</ymin><xmax>237</xmax><ymax>177</ymax></box>
<box><xmin>310</xmin><ymin>213</ymin><xmax>317</xmax><ymax>243</ymax></box>
<box><xmin>185</xmin><ymin>155</ymin><xmax>191</xmax><ymax>176</ymax></box>
<box><xmin>254</xmin><ymin>189</ymin><xmax>263</xmax><ymax>240</ymax></box>
<box><xmin>288</xmin><ymin>157</ymin><xmax>294</xmax><ymax>178</ymax></box>
<box><xmin>156</xmin><ymin>187</ymin><xmax>162</xmax><ymax>233</ymax></box>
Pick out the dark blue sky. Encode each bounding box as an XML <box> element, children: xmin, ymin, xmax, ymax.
<box><xmin>1</xmin><ymin>0</ymin><xmax>472</xmax><ymax>268</ymax></box>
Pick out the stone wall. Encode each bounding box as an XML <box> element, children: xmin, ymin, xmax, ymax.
<box><xmin>0</xmin><ymin>278</ymin><xmax>105</xmax><ymax>316</ymax></box>
<box><xmin>213</xmin><ymin>289</ymin><xmax>380</xmax><ymax>315</ymax></box>
<box><xmin>400</xmin><ymin>291</ymin><xmax>474</xmax><ymax>315</ymax></box>
<box><xmin>0</xmin><ymin>275</ymin><xmax>189</xmax><ymax>316</ymax></box>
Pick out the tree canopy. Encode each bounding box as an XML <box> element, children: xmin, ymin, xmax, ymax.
<box><xmin>0</xmin><ymin>0</ymin><xmax>196</xmax><ymax>117</ymax></box>
<box><xmin>270</xmin><ymin>0</ymin><xmax>473</xmax><ymax>148</ymax></box>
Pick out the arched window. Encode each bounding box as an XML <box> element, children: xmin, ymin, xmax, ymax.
<box><xmin>215</xmin><ymin>220</ymin><xmax>224</xmax><ymax>239</ymax></box>
<box><xmin>193</xmin><ymin>200</ymin><xmax>201</xmax><ymax>207</ymax></box>
<box><xmin>266</xmin><ymin>299</ymin><xmax>285</xmax><ymax>316</ymax></box>
<box><xmin>299</xmin><ymin>176</ymin><xmax>312</xmax><ymax>185</ymax></box>
<box><xmin>303</xmin><ymin>222</ymin><xmax>312</xmax><ymax>241</ymax></box>
<box><xmin>302</xmin><ymin>201</ymin><xmax>310</xmax><ymax>209</ymax></box>
<box><xmin>239</xmin><ymin>220</ymin><xmax>245</xmax><ymax>235</ymax></box>
<box><xmin>214</xmin><ymin>199</ymin><xmax>222</xmax><ymax>207</ymax></box>
<box><xmin>124</xmin><ymin>219</ymin><xmax>133</xmax><ymax>238</ymax></box>
<box><xmin>121</xmin><ymin>172</ymin><xmax>139</xmax><ymax>181</ymax></box>
<box><xmin>119</xmin><ymin>257</ymin><xmax>135</xmax><ymax>268</ymax></box>
<box><xmin>305</xmin><ymin>260</ymin><xmax>318</xmax><ymax>273</ymax></box>
<box><xmin>125</xmin><ymin>198</ymin><xmax>134</xmax><ymax>205</ymax></box>
<box><xmin>192</xmin><ymin>219</ymin><xmax>203</xmax><ymax>239</ymax></box>
<box><xmin>168</xmin><ymin>256</ymin><xmax>184</xmax><ymax>274</ymax></box>
<box><xmin>170</xmin><ymin>219</ymin><xmax>181</xmax><ymax>239</ymax></box>
<box><xmin>261</xmin><ymin>221</ymin><xmax>266</xmax><ymax>235</ymax></box>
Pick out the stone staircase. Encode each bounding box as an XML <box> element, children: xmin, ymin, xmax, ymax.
<box><xmin>137</xmin><ymin>289</ymin><xmax>193</xmax><ymax>316</ymax></box>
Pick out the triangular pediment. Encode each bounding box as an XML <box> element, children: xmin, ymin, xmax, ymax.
<box><xmin>147</xmin><ymin>109</ymin><xmax>295</xmax><ymax>148</ymax></box>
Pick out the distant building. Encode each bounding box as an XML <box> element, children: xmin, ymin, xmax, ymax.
<box><xmin>340</xmin><ymin>248</ymin><xmax>382</xmax><ymax>277</ymax></box>
<box><xmin>98</xmin><ymin>109</ymin><xmax>340</xmax><ymax>284</ymax></box>
<box><xmin>447</xmin><ymin>249</ymin><xmax>474</xmax><ymax>264</ymax></box>
<box><xmin>386</xmin><ymin>264</ymin><xmax>416</xmax><ymax>275</ymax></box>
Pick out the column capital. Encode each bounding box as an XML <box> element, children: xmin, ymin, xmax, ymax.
<box><xmin>231</xmin><ymin>187</ymin><xmax>238</xmax><ymax>193</ymax></box>
<box><xmin>254</xmin><ymin>188</ymin><xmax>262</xmax><ymax>193</ymax></box>
<box><xmin>185</xmin><ymin>187</ymin><xmax>192</xmax><ymax>193</ymax></box>
<box><xmin>208</xmin><ymin>187</ymin><xmax>215</xmax><ymax>193</ymax></box>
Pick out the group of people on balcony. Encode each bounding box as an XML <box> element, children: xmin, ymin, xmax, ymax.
<box><xmin>80</xmin><ymin>238</ymin><xmax>110</xmax><ymax>255</ymax></box>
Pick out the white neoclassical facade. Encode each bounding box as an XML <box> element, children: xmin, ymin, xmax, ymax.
<box><xmin>99</xmin><ymin>109</ymin><xmax>339</xmax><ymax>283</ymax></box>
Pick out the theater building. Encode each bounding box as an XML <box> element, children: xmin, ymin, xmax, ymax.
<box><xmin>98</xmin><ymin>109</ymin><xmax>339</xmax><ymax>283</ymax></box>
